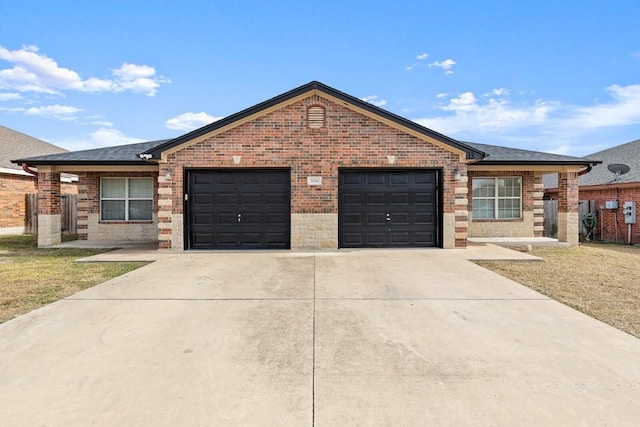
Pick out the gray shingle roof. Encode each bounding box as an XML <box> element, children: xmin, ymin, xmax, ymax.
<box><xmin>12</xmin><ymin>140</ymin><xmax>170</xmax><ymax>165</ymax></box>
<box><xmin>463</xmin><ymin>141</ymin><xmax>596</xmax><ymax>165</ymax></box>
<box><xmin>1</xmin><ymin>125</ymin><xmax>67</xmax><ymax>171</ymax></box>
<box><xmin>543</xmin><ymin>139</ymin><xmax>640</xmax><ymax>189</ymax></box>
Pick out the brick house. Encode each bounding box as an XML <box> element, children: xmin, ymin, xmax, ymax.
<box><xmin>14</xmin><ymin>82</ymin><xmax>596</xmax><ymax>249</ymax></box>
<box><xmin>0</xmin><ymin>125</ymin><xmax>77</xmax><ymax>235</ymax></box>
<box><xmin>545</xmin><ymin>138</ymin><xmax>640</xmax><ymax>244</ymax></box>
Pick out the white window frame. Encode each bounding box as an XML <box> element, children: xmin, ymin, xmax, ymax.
<box><xmin>472</xmin><ymin>177</ymin><xmax>522</xmax><ymax>220</ymax></box>
<box><xmin>100</xmin><ymin>177</ymin><xmax>153</xmax><ymax>221</ymax></box>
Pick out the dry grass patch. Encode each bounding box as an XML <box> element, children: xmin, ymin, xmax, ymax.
<box><xmin>476</xmin><ymin>243</ymin><xmax>640</xmax><ymax>338</ymax></box>
<box><xmin>0</xmin><ymin>235</ymin><xmax>147</xmax><ymax>323</ymax></box>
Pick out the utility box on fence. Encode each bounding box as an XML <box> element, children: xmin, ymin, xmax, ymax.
<box><xmin>623</xmin><ymin>201</ymin><xmax>636</xmax><ymax>224</ymax></box>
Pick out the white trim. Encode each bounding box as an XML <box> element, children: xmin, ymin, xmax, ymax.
<box><xmin>0</xmin><ymin>166</ymin><xmax>33</xmax><ymax>177</ymax></box>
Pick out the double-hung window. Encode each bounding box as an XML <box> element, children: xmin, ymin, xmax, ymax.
<box><xmin>472</xmin><ymin>177</ymin><xmax>521</xmax><ymax>219</ymax></box>
<box><xmin>101</xmin><ymin>178</ymin><xmax>153</xmax><ymax>221</ymax></box>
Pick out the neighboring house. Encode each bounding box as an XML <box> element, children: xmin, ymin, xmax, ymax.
<box><xmin>14</xmin><ymin>81</ymin><xmax>596</xmax><ymax>249</ymax></box>
<box><xmin>0</xmin><ymin>125</ymin><xmax>77</xmax><ymax>235</ymax></box>
<box><xmin>545</xmin><ymin>139</ymin><xmax>640</xmax><ymax>244</ymax></box>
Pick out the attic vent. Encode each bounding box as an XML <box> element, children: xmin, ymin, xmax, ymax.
<box><xmin>307</xmin><ymin>105</ymin><xmax>325</xmax><ymax>129</ymax></box>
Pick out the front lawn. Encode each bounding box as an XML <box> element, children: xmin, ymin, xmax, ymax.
<box><xmin>0</xmin><ymin>235</ymin><xmax>147</xmax><ymax>323</ymax></box>
<box><xmin>476</xmin><ymin>243</ymin><xmax>640</xmax><ymax>338</ymax></box>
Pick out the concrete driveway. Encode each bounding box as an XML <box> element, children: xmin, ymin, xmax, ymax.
<box><xmin>1</xmin><ymin>248</ymin><xmax>639</xmax><ymax>426</ymax></box>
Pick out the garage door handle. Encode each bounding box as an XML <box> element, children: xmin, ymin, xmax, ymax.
<box><xmin>237</xmin><ymin>214</ymin><xmax>242</xmax><ymax>223</ymax></box>
<box><xmin>386</xmin><ymin>214</ymin><xmax>391</xmax><ymax>221</ymax></box>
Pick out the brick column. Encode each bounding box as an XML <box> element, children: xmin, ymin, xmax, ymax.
<box><xmin>557</xmin><ymin>171</ymin><xmax>579</xmax><ymax>245</ymax></box>
<box><xmin>37</xmin><ymin>171</ymin><xmax>62</xmax><ymax>247</ymax></box>
<box><xmin>533</xmin><ymin>177</ymin><xmax>545</xmax><ymax>237</ymax></box>
<box><xmin>157</xmin><ymin>169</ymin><xmax>173</xmax><ymax>249</ymax></box>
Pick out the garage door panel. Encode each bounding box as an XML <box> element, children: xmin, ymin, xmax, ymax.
<box><xmin>389</xmin><ymin>173</ymin><xmax>409</xmax><ymax>185</ymax></box>
<box><xmin>366</xmin><ymin>232</ymin><xmax>386</xmax><ymax>245</ymax></box>
<box><xmin>390</xmin><ymin>193</ymin><xmax>410</xmax><ymax>205</ymax></box>
<box><xmin>366</xmin><ymin>193</ymin><xmax>386</xmax><ymax>205</ymax></box>
<box><xmin>342</xmin><ymin>194</ymin><xmax>362</xmax><ymax>205</ymax></box>
<box><xmin>266</xmin><ymin>193</ymin><xmax>288</xmax><ymax>204</ymax></box>
<box><xmin>366</xmin><ymin>213</ymin><xmax>386</xmax><ymax>225</ymax></box>
<box><xmin>339</xmin><ymin>169</ymin><xmax>439</xmax><ymax>248</ymax></box>
<box><xmin>193</xmin><ymin>214</ymin><xmax>213</xmax><ymax>225</ymax></box>
<box><xmin>343</xmin><ymin>213</ymin><xmax>362</xmax><ymax>225</ymax></box>
<box><xmin>188</xmin><ymin>170</ymin><xmax>290</xmax><ymax>249</ymax></box>
<box><xmin>390</xmin><ymin>232</ymin><xmax>410</xmax><ymax>245</ymax></box>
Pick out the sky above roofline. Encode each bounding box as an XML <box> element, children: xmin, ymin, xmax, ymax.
<box><xmin>1</xmin><ymin>1</ymin><xmax>639</xmax><ymax>156</ymax></box>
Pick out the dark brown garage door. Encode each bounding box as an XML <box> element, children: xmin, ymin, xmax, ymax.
<box><xmin>339</xmin><ymin>169</ymin><xmax>439</xmax><ymax>248</ymax></box>
<box><xmin>186</xmin><ymin>169</ymin><xmax>290</xmax><ymax>249</ymax></box>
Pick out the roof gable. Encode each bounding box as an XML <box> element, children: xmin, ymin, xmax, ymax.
<box><xmin>142</xmin><ymin>81</ymin><xmax>485</xmax><ymax>161</ymax></box>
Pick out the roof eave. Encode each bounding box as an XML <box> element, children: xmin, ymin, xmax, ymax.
<box><xmin>475</xmin><ymin>160</ymin><xmax>602</xmax><ymax>166</ymax></box>
<box><xmin>11</xmin><ymin>160</ymin><xmax>153</xmax><ymax>166</ymax></box>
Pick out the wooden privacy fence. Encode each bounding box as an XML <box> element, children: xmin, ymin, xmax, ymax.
<box><xmin>543</xmin><ymin>200</ymin><xmax>558</xmax><ymax>237</ymax></box>
<box><xmin>25</xmin><ymin>194</ymin><xmax>78</xmax><ymax>235</ymax></box>
<box><xmin>543</xmin><ymin>199</ymin><xmax>595</xmax><ymax>239</ymax></box>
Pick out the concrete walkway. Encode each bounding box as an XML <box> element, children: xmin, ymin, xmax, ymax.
<box><xmin>1</xmin><ymin>248</ymin><xmax>639</xmax><ymax>426</ymax></box>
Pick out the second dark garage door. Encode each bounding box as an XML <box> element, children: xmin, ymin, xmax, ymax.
<box><xmin>186</xmin><ymin>169</ymin><xmax>290</xmax><ymax>249</ymax></box>
<box><xmin>339</xmin><ymin>169</ymin><xmax>439</xmax><ymax>248</ymax></box>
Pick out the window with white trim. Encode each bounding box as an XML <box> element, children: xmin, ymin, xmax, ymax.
<box><xmin>472</xmin><ymin>177</ymin><xmax>521</xmax><ymax>219</ymax></box>
<box><xmin>100</xmin><ymin>178</ymin><xmax>153</xmax><ymax>221</ymax></box>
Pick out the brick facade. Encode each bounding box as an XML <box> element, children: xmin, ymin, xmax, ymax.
<box><xmin>158</xmin><ymin>94</ymin><xmax>468</xmax><ymax>249</ymax></box>
<box><xmin>0</xmin><ymin>173</ymin><xmax>37</xmax><ymax>229</ymax></box>
<box><xmin>578</xmin><ymin>185</ymin><xmax>640</xmax><ymax>244</ymax></box>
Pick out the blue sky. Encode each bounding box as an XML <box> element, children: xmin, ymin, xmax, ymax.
<box><xmin>1</xmin><ymin>0</ymin><xmax>639</xmax><ymax>156</ymax></box>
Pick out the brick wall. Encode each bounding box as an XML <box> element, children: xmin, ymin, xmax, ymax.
<box><xmin>467</xmin><ymin>171</ymin><xmax>543</xmax><ymax>237</ymax></box>
<box><xmin>77</xmin><ymin>171</ymin><xmax>159</xmax><ymax>241</ymax></box>
<box><xmin>579</xmin><ymin>186</ymin><xmax>640</xmax><ymax>244</ymax></box>
<box><xmin>159</xmin><ymin>94</ymin><xmax>468</xmax><ymax>249</ymax></box>
<box><xmin>0</xmin><ymin>174</ymin><xmax>37</xmax><ymax>228</ymax></box>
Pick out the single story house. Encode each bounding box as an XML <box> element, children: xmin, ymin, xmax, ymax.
<box><xmin>1</xmin><ymin>125</ymin><xmax>77</xmax><ymax>235</ymax></box>
<box><xmin>14</xmin><ymin>81</ymin><xmax>597</xmax><ymax>250</ymax></box>
<box><xmin>545</xmin><ymin>138</ymin><xmax>640</xmax><ymax>244</ymax></box>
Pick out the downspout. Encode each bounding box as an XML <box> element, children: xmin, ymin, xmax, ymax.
<box><xmin>22</xmin><ymin>163</ymin><xmax>38</xmax><ymax>176</ymax></box>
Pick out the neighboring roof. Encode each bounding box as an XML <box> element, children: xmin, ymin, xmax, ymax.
<box><xmin>141</xmin><ymin>81</ymin><xmax>486</xmax><ymax>161</ymax></box>
<box><xmin>12</xmin><ymin>140</ymin><xmax>170</xmax><ymax>166</ymax></box>
<box><xmin>544</xmin><ymin>139</ymin><xmax>640</xmax><ymax>189</ymax></box>
<box><xmin>463</xmin><ymin>142</ymin><xmax>599</xmax><ymax>166</ymax></box>
<box><xmin>0</xmin><ymin>125</ymin><xmax>67</xmax><ymax>173</ymax></box>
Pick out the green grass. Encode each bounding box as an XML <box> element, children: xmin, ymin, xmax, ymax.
<box><xmin>0</xmin><ymin>235</ymin><xmax>147</xmax><ymax>323</ymax></box>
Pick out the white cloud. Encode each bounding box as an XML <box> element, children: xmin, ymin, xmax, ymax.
<box><xmin>48</xmin><ymin>126</ymin><xmax>147</xmax><ymax>151</ymax></box>
<box><xmin>360</xmin><ymin>95</ymin><xmax>387</xmax><ymax>107</ymax></box>
<box><xmin>111</xmin><ymin>63</ymin><xmax>170</xmax><ymax>97</ymax></box>
<box><xmin>406</xmin><ymin>53</ymin><xmax>429</xmax><ymax>71</ymax></box>
<box><xmin>89</xmin><ymin>127</ymin><xmax>145</xmax><ymax>146</ymax></box>
<box><xmin>413</xmin><ymin>83</ymin><xmax>640</xmax><ymax>155</ymax></box>
<box><xmin>25</xmin><ymin>104</ymin><xmax>83</xmax><ymax>120</ymax></box>
<box><xmin>0</xmin><ymin>44</ymin><xmax>169</xmax><ymax>97</ymax></box>
<box><xmin>90</xmin><ymin>120</ymin><xmax>114</xmax><ymax>127</ymax></box>
<box><xmin>165</xmin><ymin>112</ymin><xmax>223</xmax><ymax>131</ymax></box>
<box><xmin>429</xmin><ymin>59</ymin><xmax>456</xmax><ymax>75</ymax></box>
<box><xmin>0</xmin><ymin>92</ymin><xmax>20</xmax><ymax>101</ymax></box>
<box><xmin>414</xmin><ymin>90</ymin><xmax>556</xmax><ymax>135</ymax></box>
<box><xmin>483</xmin><ymin>88</ymin><xmax>509</xmax><ymax>97</ymax></box>
<box><xmin>566</xmin><ymin>84</ymin><xmax>640</xmax><ymax>128</ymax></box>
